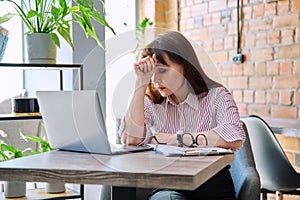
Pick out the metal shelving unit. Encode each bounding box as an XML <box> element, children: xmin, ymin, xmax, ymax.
<box><xmin>0</xmin><ymin>63</ymin><xmax>83</xmax><ymax>90</ymax></box>
<box><xmin>0</xmin><ymin>63</ymin><xmax>84</xmax><ymax>199</ymax></box>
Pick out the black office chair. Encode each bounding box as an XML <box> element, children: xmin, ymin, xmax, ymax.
<box><xmin>229</xmin><ymin>121</ymin><xmax>261</xmax><ymax>200</ymax></box>
<box><xmin>241</xmin><ymin>115</ymin><xmax>300</xmax><ymax>200</ymax></box>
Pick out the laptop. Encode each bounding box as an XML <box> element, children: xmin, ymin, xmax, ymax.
<box><xmin>36</xmin><ymin>90</ymin><xmax>153</xmax><ymax>155</ymax></box>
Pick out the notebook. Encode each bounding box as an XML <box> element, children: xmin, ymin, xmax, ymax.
<box><xmin>149</xmin><ymin>144</ymin><xmax>233</xmax><ymax>157</ymax></box>
<box><xmin>36</xmin><ymin>90</ymin><xmax>153</xmax><ymax>155</ymax></box>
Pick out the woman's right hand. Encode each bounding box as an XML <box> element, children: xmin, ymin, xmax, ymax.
<box><xmin>134</xmin><ymin>55</ymin><xmax>156</xmax><ymax>85</ymax></box>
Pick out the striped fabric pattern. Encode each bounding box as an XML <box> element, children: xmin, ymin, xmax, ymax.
<box><xmin>144</xmin><ymin>87</ymin><xmax>245</xmax><ymax>143</ymax></box>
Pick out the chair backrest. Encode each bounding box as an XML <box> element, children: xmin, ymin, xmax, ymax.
<box><xmin>229</xmin><ymin>121</ymin><xmax>260</xmax><ymax>200</ymax></box>
<box><xmin>241</xmin><ymin>115</ymin><xmax>300</xmax><ymax>191</ymax></box>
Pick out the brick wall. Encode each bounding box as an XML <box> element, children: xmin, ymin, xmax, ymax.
<box><xmin>140</xmin><ymin>0</ymin><xmax>300</xmax><ymax>119</ymax></box>
<box><xmin>276</xmin><ymin>134</ymin><xmax>300</xmax><ymax>172</ymax></box>
<box><xmin>139</xmin><ymin>0</ymin><xmax>178</xmax><ymax>31</ymax></box>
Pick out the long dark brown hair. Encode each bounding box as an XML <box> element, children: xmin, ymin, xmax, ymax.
<box><xmin>143</xmin><ymin>31</ymin><xmax>222</xmax><ymax>104</ymax></box>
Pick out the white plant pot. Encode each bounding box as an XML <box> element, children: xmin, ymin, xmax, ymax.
<box><xmin>45</xmin><ymin>182</ymin><xmax>65</xmax><ymax>193</ymax></box>
<box><xmin>26</xmin><ymin>33</ymin><xmax>57</xmax><ymax>64</ymax></box>
<box><xmin>4</xmin><ymin>181</ymin><xmax>26</xmax><ymax>198</ymax></box>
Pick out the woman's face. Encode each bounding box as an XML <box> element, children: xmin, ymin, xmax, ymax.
<box><xmin>152</xmin><ymin>53</ymin><xmax>187</xmax><ymax>99</ymax></box>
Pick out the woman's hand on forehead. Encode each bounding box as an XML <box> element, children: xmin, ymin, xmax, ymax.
<box><xmin>133</xmin><ymin>54</ymin><xmax>158</xmax><ymax>84</ymax></box>
<box><xmin>135</xmin><ymin>55</ymin><xmax>156</xmax><ymax>71</ymax></box>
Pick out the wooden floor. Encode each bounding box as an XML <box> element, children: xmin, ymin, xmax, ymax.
<box><xmin>267</xmin><ymin>194</ymin><xmax>300</xmax><ymax>200</ymax></box>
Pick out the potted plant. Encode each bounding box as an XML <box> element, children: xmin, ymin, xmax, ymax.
<box><xmin>0</xmin><ymin>0</ymin><xmax>115</xmax><ymax>63</ymax></box>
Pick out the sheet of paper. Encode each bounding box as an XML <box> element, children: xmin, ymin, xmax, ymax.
<box><xmin>148</xmin><ymin>144</ymin><xmax>233</xmax><ymax>156</ymax></box>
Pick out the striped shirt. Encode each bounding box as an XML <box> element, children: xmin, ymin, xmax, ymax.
<box><xmin>119</xmin><ymin>86</ymin><xmax>245</xmax><ymax>144</ymax></box>
<box><xmin>143</xmin><ymin>87</ymin><xmax>245</xmax><ymax>143</ymax></box>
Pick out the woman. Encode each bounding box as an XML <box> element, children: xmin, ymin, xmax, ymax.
<box><xmin>120</xmin><ymin>31</ymin><xmax>245</xmax><ymax>200</ymax></box>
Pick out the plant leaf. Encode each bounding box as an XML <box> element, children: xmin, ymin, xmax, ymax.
<box><xmin>68</xmin><ymin>5</ymin><xmax>80</xmax><ymax>12</ymax></box>
<box><xmin>51</xmin><ymin>6</ymin><xmax>60</xmax><ymax>20</ymax></box>
<box><xmin>86</xmin><ymin>25</ymin><xmax>104</xmax><ymax>49</ymax></box>
<box><xmin>79</xmin><ymin>5</ymin><xmax>92</xmax><ymax>30</ymax></box>
<box><xmin>1</xmin><ymin>143</ymin><xmax>18</xmax><ymax>154</ymax></box>
<box><xmin>26</xmin><ymin>10</ymin><xmax>36</xmax><ymax>18</ymax></box>
<box><xmin>0</xmin><ymin>139</ymin><xmax>6</xmax><ymax>145</ymax></box>
<box><xmin>14</xmin><ymin>151</ymin><xmax>23</xmax><ymax>158</ymax></box>
<box><xmin>24</xmin><ymin>135</ymin><xmax>42</xmax><ymax>143</ymax></box>
<box><xmin>23</xmin><ymin>135</ymin><xmax>56</xmax><ymax>153</ymax></box>
<box><xmin>0</xmin><ymin>151</ymin><xmax>10</xmax><ymax>161</ymax></box>
<box><xmin>57</xmin><ymin>24</ymin><xmax>74</xmax><ymax>50</ymax></box>
<box><xmin>19</xmin><ymin>130</ymin><xmax>28</xmax><ymax>142</ymax></box>
<box><xmin>89</xmin><ymin>11</ymin><xmax>115</xmax><ymax>35</ymax></box>
<box><xmin>0</xmin><ymin>13</ymin><xmax>14</xmax><ymax>24</ymax></box>
<box><xmin>58</xmin><ymin>0</ymin><xmax>68</xmax><ymax>14</ymax></box>
<box><xmin>72</xmin><ymin>13</ymin><xmax>85</xmax><ymax>28</ymax></box>
<box><xmin>2</xmin><ymin>0</ymin><xmax>115</xmax><ymax>50</ymax></box>
<box><xmin>0</xmin><ymin>129</ymin><xmax>7</xmax><ymax>138</ymax></box>
<box><xmin>139</xmin><ymin>18</ymin><xmax>150</xmax><ymax>29</ymax></box>
<box><xmin>137</xmin><ymin>17</ymin><xmax>153</xmax><ymax>35</ymax></box>
<box><xmin>74</xmin><ymin>0</ymin><xmax>93</xmax><ymax>9</ymax></box>
<box><xmin>12</xmin><ymin>4</ymin><xmax>36</xmax><ymax>32</ymax></box>
<box><xmin>51</xmin><ymin>32</ymin><xmax>60</xmax><ymax>48</ymax></box>
<box><xmin>22</xmin><ymin>147</ymin><xmax>32</xmax><ymax>154</ymax></box>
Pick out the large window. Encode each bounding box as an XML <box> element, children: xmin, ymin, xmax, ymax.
<box><xmin>0</xmin><ymin>2</ymin><xmax>23</xmax><ymax>104</ymax></box>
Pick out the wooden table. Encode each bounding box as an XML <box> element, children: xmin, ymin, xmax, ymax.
<box><xmin>0</xmin><ymin>150</ymin><xmax>234</xmax><ymax>200</ymax></box>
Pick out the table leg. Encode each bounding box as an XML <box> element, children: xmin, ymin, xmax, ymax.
<box><xmin>111</xmin><ymin>186</ymin><xmax>136</xmax><ymax>200</ymax></box>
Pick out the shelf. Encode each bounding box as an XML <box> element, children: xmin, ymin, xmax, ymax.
<box><xmin>0</xmin><ymin>187</ymin><xmax>82</xmax><ymax>200</ymax></box>
<box><xmin>0</xmin><ymin>114</ymin><xmax>42</xmax><ymax>121</ymax></box>
<box><xmin>0</xmin><ymin>63</ymin><xmax>84</xmax><ymax>199</ymax></box>
<box><xmin>0</xmin><ymin>63</ymin><xmax>83</xmax><ymax>70</ymax></box>
<box><xmin>0</xmin><ymin>63</ymin><xmax>83</xmax><ymax>90</ymax></box>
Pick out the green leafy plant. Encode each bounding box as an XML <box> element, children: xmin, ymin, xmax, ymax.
<box><xmin>20</xmin><ymin>132</ymin><xmax>55</xmax><ymax>154</ymax></box>
<box><xmin>0</xmin><ymin>129</ymin><xmax>29</xmax><ymax>161</ymax></box>
<box><xmin>133</xmin><ymin>17</ymin><xmax>154</xmax><ymax>58</ymax></box>
<box><xmin>0</xmin><ymin>129</ymin><xmax>54</xmax><ymax>162</ymax></box>
<box><xmin>0</xmin><ymin>13</ymin><xmax>14</xmax><ymax>25</ymax></box>
<box><xmin>136</xmin><ymin>17</ymin><xmax>153</xmax><ymax>37</ymax></box>
<box><xmin>0</xmin><ymin>0</ymin><xmax>115</xmax><ymax>50</ymax></box>
<box><xmin>0</xmin><ymin>142</ymin><xmax>24</xmax><ymax>161</ymax></box>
